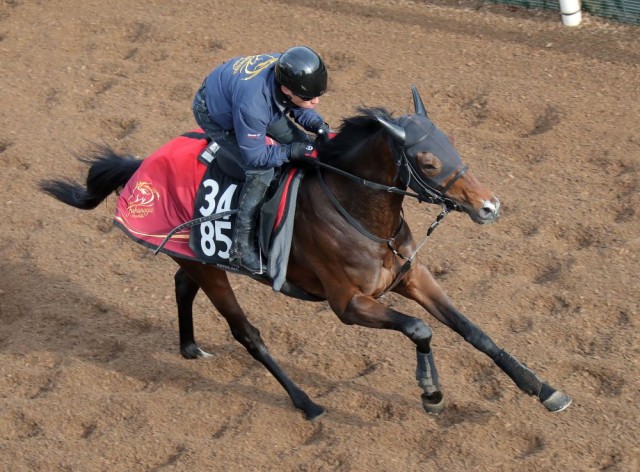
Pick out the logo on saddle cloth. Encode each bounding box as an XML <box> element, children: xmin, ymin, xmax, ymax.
<box><xmin>126</xmin><ymin>181</ymin><xmax>160</xmax><ymax>218</ymax></box>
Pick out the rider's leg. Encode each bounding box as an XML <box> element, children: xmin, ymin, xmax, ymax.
<box><xmin>229</xmin><ymin>168</ymin><xmax>274</xmax><ymax>273</ymax></box>
<box><xmin>193</xmin><ymin>83</ymin><xmax>220</xmax><ymax>133</ymax></box>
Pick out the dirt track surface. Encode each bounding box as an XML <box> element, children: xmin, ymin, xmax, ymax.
<box><xmin>1</xmin><ymin>0</ymin><xmax>639</xmax><ymax>470</ymax></box>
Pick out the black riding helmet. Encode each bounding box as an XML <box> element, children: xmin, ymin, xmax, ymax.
<box><xmin>275</xmin><ymin>46</ymin><xmax>328</xmax><ymax>99</ymax></box>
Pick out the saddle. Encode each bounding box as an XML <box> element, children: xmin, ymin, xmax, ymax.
<box><xmin>190</xmin><ymin>137</ymin><xmax>303</xmax><ymax>288</ymax></box>
<box><xmin>114</xmin><ymin>130</ymin><xmax>318</xmax><ymax>299</ymax></box>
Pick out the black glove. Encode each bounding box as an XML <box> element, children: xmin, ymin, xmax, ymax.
<box><xmin>316</xmin><ymin>124</ymin><xmax>333</xmax><ymax>144</ymax></box>
<box><xmin>287</xmin><ymin>142</ymin><xmax>317</xmax><ymax>162</ymax></box>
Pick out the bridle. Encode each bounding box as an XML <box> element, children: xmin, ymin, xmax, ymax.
<box><xmin>312</xmin><ymin>115</ymin><xmax>469</xmax><ymax>238</ymax></box>
<box><xmin>312</xmin><ymin>134</ymin><xmax>468</xmax><ymax>295</ymax></box>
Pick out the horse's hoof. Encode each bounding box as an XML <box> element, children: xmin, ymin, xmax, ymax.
<box><xmin>421</xmin><ymin>391</ymin><xmax>445</xmax><ymax>415</ymax></box>
<box><xmin>304</xmin><ymin>403</ymin><xmax>326</xmax><ymax>421</ymax></box>
<box><xmin>197</xmin><ymin>348</ymin><xmax>213</xmax><ymax>358</ymax></box>
<box><xmin>542</xmin><ymin>390</ymin><xmax>572</xmax><ymax>412</ymax></box>
<box><xmin>181</xmin><ymin>344</ymin><xmax>212</xmax><ymax>359</ymax></box>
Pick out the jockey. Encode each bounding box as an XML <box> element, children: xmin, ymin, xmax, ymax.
<box><xmin>192</xmin><ymin>46</ymin><xmax>330</xmax><ymax>273</ymax></box>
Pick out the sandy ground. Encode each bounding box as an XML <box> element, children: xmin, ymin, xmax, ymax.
<box><xmin>1</xmin><ymin>0</ymin><xmax>639</xmax><ymax>470</ymax></box>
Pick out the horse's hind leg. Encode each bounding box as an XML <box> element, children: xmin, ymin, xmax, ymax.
<box><xmin>175</xmin><ymin>268</ymin><xmax>211</xmax><ymax>359</ymax></box>
<box><xmin>173</xmin><ymin>259</ymin><xmax>324</xmax><ymax>420</ymax></box>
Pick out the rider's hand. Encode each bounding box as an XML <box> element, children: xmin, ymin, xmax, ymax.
<box><xmin>316</xmin><ymin>124</ymin><xmax>333</xmax><ymax>144</ymax></box>
<box><xmin>287</xmin><ymin>142</ymin><xmax>317</xmax><ymax>162</ymax></box>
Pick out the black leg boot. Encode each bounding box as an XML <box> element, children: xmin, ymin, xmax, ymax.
<box><xmin>229</xmin><ymin>170</ymin><xmax>270</xmax><ymax>273</ymax></box>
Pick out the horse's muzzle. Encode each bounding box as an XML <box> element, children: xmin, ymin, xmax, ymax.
<box><xmin>469</xmin><ymin>195</ymin><xmax>500</xmax><ymax>224</ymax></box>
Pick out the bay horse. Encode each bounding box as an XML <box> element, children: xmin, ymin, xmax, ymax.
<box><xmin>40</xmin><ymin>87</ymin><xmax>571</xmax><ymax>420</ymax></box>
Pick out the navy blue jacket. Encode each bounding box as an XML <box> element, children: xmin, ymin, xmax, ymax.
<box><xmin>203</xmin><ymin>53</ymin><xmax>325</xmax><ymax>168</ymax></box>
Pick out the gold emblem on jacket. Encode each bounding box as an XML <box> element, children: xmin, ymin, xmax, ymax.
<box><xmin>232</xmin><ymin>54</ymin><xmax>278</xmax><ymax>80</ymax></box>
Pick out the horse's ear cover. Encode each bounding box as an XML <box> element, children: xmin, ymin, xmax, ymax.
<box><xmin>376</xmin><ymin>116</ymin><xmax>406</xmax><ymax>144</ymax></box>
<box><xmin>411</xmin><ymin>85</ymin><xmax>428</xmax><ymax>117</ymax></box>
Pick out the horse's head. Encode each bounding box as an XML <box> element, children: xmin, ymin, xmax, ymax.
<box><xmin>376</xmin><ymin>87</ymin><xmax>500</xmax><ymax>224</ymax></box>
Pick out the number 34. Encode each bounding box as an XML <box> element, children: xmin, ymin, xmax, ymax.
<box><xmin>198</xmin><ymin>179</ymin><xmax>237</xmax><ymax>258</ymax></box>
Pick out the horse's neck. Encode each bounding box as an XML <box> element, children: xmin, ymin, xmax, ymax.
<box><xmin>317</xmin><ymin>133</ymin><xmax>405</xmax><ymax>237</ymax></box>
<box><xmin>325</xmin><ymin>171</ymin><xmax>405</xmax><ymax>238</ymax></box>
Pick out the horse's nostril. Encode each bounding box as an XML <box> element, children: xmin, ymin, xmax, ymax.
<box><xmin>480</xmin><ymin>197</ymin><xmax>500</xmax><ymax>220</ymax></box>
<box><xmin>481</xmin><ymin>207</ymin><xmax>496</xmax><ymax>219</ymax></box>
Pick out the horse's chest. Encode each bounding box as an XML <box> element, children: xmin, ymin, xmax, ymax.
<box><xmin>345</xmin><ymin>256</ymin><xmax>398</xmax><ymax>296</ymax></box>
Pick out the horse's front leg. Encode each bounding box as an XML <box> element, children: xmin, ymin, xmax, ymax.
<box><xmin>331</xmin><ymin>292</ymin><xmax>445</xmax><ymax>414</ymax></box>
<box><xmin>395</xmin><ymin>263</ymin><xmax>572</xmax><ymax>413</ymax></box>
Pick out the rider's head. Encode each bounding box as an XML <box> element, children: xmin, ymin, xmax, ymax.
<box><xmin>275</xmin><ymin>46</ymin><xmax>327</xmax><ymax>107</ymax></box>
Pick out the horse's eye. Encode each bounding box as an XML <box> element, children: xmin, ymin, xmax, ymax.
<box><xmin>417</xmin><ymin>152</ymin><xmax>441</xmax><ymax>175</ymax></box>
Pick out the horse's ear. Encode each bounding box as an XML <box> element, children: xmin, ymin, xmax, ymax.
<box><xmin>376</xmin><ymin>116</ymin><xmax>406</xmax><ymax>144</ymax></box>
<box><xmin>411</xmin><ymin>85</ymin><xmax>428</xmax><ymax>117</ymax></box>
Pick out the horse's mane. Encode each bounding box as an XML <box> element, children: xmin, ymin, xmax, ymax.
<box><xmin>319</xmin><ymin>107</ymin><xmax>393</xmax><ymax>166</ymax></box>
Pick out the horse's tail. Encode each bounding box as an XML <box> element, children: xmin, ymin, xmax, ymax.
<box><xmin>39</xmin><ymin>145</ymin><xmax>143</xmax><ymax>210</ymax></box>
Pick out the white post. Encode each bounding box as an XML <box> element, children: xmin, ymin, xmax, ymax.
<box><xmin>559</xmin><ymin>0</ymin><xmax>582</xmax><ymax>26</ymax></box>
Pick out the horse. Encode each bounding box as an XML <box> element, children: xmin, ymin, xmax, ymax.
<box><xmin>39</xmin><ymin>86</ymin><xmax>571</xmax><ymax>420</ymax></box>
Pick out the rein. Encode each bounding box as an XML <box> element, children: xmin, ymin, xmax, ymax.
<box><xmin>303</xmin><ymin>157</ymin><xmax>461</xmax><ymax>207</ymax></box>
<box><xmin>307</xmin><ymin>158</ymin><xmax>438</xmax><ymax>203</ymax></box>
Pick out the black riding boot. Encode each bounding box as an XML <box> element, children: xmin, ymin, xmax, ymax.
<box><xmin>229</xmin><ymin>170</ymin><xmax>270</xmax><ymax>273</ymax></box>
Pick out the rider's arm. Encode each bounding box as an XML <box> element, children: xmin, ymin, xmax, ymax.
<box><xmin>289</xmin><ymin>108</ymin><xmax>325</xmax><ymax>133</ymax></box>
<box><xmin>233</xmin><ymin>103</ymin><xmax>289</xmax><ymax>168</ymax></box>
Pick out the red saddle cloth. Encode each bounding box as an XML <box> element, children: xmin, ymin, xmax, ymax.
<box><xmin>114</xmin><ymin>132</ymin><xmax>209</xmax><ymax>260</ymax></box>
